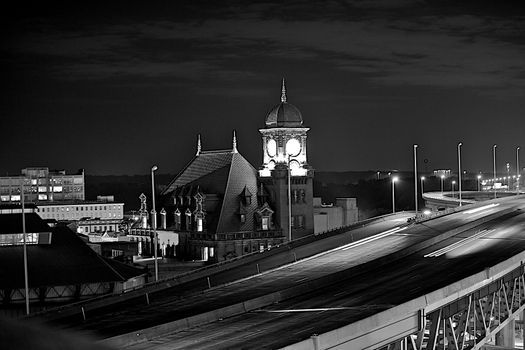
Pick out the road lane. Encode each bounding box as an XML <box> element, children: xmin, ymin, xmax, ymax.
<box><xmin>123</xmin><ymin>196</ymin><xmax>525</xmax><ymax>349</ymax></box>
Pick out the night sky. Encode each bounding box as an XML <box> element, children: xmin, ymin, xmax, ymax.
<box><xmin>2</xmin><ymin>1</ymin><xmax>524</xmax><ymax>176</ymax></box>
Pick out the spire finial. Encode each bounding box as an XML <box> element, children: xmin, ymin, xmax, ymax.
<box><xmin>196</xmin><ymin>134</ymin><xmax>201</xmax><ymax>156</ymax></box>
<box><xmin>232</xmin><ymin>130</ymin><xmax>238</xmax><ymax>153</ymax></box>
<box><xmin>281</xmin><ymin>77</ymin><xmax>287</xmax><ymax>103</ymax></box>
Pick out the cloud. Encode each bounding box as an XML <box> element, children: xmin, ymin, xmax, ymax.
<box><xmin>6</xmin><ymin>3</ymin><xmax>525</xmax><ymax>95</ymax></box>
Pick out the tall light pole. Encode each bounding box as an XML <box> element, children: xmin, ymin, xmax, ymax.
<box><xmin>413</xmin><ymin>144</ymin><xmax>418</xmax><ymax>215</ymax></box>
<box><xmin>518</xmin><ymin>146</ymin><xmax>521</xmax><ymax>194</ymax></box>
<box><xmin>477</xmin><ymin>174</ymin><xmax>482</xmax><ymax>192</ymax></box>
<box><xmin>420</xmin><ymin>176</ymin><xmax>425</xmax><ymax>194</ymax></box>
<box><xmin>287</xmin><ymin>154</ymin><xmax>292</xmax><ymax>242</ymax></box>
<box><xmin>452</xmin><ymin>180</ymin><xmax>456</xmax><ymax>197</ymax></box>
<box><xmin>457</xmin><ymin>142</ymin><xmax>462</xmax><ymax>206</ymax></box>
<box><xmin>493</xmin><ymin>144</ymin><xmax>497</xmax><ymax>199</ymax></box>
<box><xmin>440</xmin><ymin>175</ymin><xmax>445</xmax><ymax>193</ymax></box>
<box><xmin>151</xmin><ymin>165</ymin><xmax>158</xmax><ymax>282</ymax></box>
<box><xmin>392</xmin><ymin>176</ymin><xmax>398</xmax><ymax>214</ymax></box>
<box><xmin>21</xmin><ymin>181</ymin><xmax>30</xmax><ymax>315</ymax></box>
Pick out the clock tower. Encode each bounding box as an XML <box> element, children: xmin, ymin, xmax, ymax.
<box><xmin>259</xmin><ymin>79</ymin><xmax>314</xmax><ymax>241</ymax></box>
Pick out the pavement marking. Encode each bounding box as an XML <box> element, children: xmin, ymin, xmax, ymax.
<box><xmin>341</xmin><ymin>227</ymin><xmax>408</xmax><ymax>251</ymax></box>
<box><xmin>424</xmin><ymin>229</ymin><xmax>495</xmax><ymax>258</ymax></box>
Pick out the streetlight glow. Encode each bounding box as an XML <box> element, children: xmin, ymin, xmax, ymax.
<box><xmin>440</xmin><ymin>174</ymin><xmax>445</xmax><ymax>193</ymax></box>
<box><xmin>392</xmin><ymin>176</ymin><xmax>398</xmax><ymax>214</ymax></box>
<box><xmin>420</xmin><ymin>176</ymin><xmax>425</xmax><ymax>194</ymax></box>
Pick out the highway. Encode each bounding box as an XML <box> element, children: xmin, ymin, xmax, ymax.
<box><xmin>118</xmin><ymin>196</ymin><xmax>525</xmax><ymax>350</ymax></box>
<box><xmin>46</xmin><ymin>212</ymin><xmax>413</xmax><ymax>335</ymax></box>
<box><xmin>43</xmin><ymin>196</ymin><xmax>525</xmax><ymax>349</ymax></box>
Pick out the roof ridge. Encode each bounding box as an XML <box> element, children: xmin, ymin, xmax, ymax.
<box><xmin>215</xmin><ymin>153</ymin><xmax>236</xmax><ymax>232</ymax></box>
<box><xmin>200</xmin><ymin>149</ymin><xmax>234</xmax><ymax>154</ymax></box>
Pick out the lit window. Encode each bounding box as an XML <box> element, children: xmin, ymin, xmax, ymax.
<box><xmin>197</xmin><ymin>218</ymin><xmax>203</xmax><ymax>232</ymax></box>
<box><xmin>262</xmin><ymin>217</ymin><xmax>269</xmax><ymax>230</ymax></box>
<box><xmin>53</xmin><ymin>186</ymin><xmax>63</xmax><ymax>192</ymax></box>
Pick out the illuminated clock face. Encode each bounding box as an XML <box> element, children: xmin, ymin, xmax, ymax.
<box><xmin>267</xmin><ymin>139</ymin><xmax>277</xmax><ymax>157</ymax></box>
<box><xmin>285</xmin><ymin>138</ymin><xmax>301</xmax><ymax>156</ymax></box>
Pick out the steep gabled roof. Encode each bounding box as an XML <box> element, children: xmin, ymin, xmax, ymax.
<box><xmin>216</xmin><ymin>152</ymin><xmax>259</xmax><ymax>233</ymax></box>
<box><xmin>163</xmin><ymin>149</ymin><xmax>260</xmax><ymax>234</ymax></box>
<box><xmin>162</xmin><ymin>150</ymin><xmax>234</xmax><ymax>195</ymax></box>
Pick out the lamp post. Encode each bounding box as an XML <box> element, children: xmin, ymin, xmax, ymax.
<box><xmin>452</xmin><ymin>180</ymin><xmax>456</xmax><ymax>197</ymax></box>
<box><xmin>287</xmin><ymin>154</ymin><xmax>292</xmax><ymax>242</ymax></box>
<box><xmin>457</xmin><ymin>142</ymin><xmax>462</xmax><ymax>206</ymax></box>
<box><xmin>420</xmin><ymin>176</ymin><xmax>425</xmax><ymax>194</ymax></box>
<box><xmin>21</xmin><ymin>181</ymin><xmax>30</xmax><ymax>315</ymax></box>
<box><xmin>392</xmin><ymin>176</ymin><xmax>398</xmax><ymax>214</ymax></box>
<box><xmin>493</xmin><ymin>144</ymin><xmax>497</xmax><ymax>199</ymax></box>
<box><xmin>440</xmin><ymin>175</ymin><xmax>445</xmax><ymax>193</ymax></box>
<box><xmin>518</xmin><ymin>146</ymin><xmax>521</xmax><ymax>194</ymax></box>
<box><xmin>477</xmin><ymin>174</ymin><xmax>482</xmax><ymax>192</ymax></box>
<box><xmin>506</xmin><ymin>163</ymin><xmax>510</xmax><ymax>190</ymax></box>
<box><xmin>413</xmin><ymin>144</ymin><xmax>418</xmax><ymax>215</ymax></box>
<box><xmin>151</xmin><ymin>165</ymin><xmax>158</xmax><ymax>282</ymax></box>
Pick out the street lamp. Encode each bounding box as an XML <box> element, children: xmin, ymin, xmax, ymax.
<box><xmin>506</xmin><ymin>163</ymin><xmax>510</xmax><ymax>190</ymax></box>
<box><xmin>440</xmin><ymin>175</ymin><xmax>445</xmax><ymax>193</ymax></box>
<box><xmin>452</xmin><ymin>180</ymin><xmax>456</xmax><ymax>197</ymax></box>
<box><xmin>21</xmin><ymin>181</ymin><xmax>30</xmax><ymax>315</ymax></box>
<box><xmin>287</xmin><ymin>154</ymin><xmax>292</xmax><ymax>242</ymax></box>
<box><xmin>420</xmin><ymin>176</ymin><xmax>425</xmax><ymax>194</ymax></box>
<box><xmin>477</xmin><ymin>174</ymin><xmax>482</xmax><ymax>192</ymax></box>
<box><xmin>493</xmin><ymin>144</ymin><xmax>497</xmax><ymax>199</ymax></box>
<box><xmin>151</xmin><ymin>165</ymin><xmax>159</xmax><ymax>282</ymax></box>
<box><xmin>392</xmin><ymin>176</ymin><xmax>398</xmax><ymax>214</ymax></box>
<box><xmin>518</xmin><ymin>146</ymin><xmax>521</xmax><ymax>194</ymax></box>
<box><xmin>457</xmin><ymin>142</ymin><xmax>462</xmax><ymax>206</ymax></box>
<box><xmin>413</xmin><ymin>144</ymin><xmax>418</xmax><ymax>215</ymax></box>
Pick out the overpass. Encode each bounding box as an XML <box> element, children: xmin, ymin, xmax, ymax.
<box><xmin>423</xmin><ymin>191</ymin><xmax>517</xmax><ymax>210</ymax></box>
<box><xmin>36</xmin><ymin>195</ymin><xmax>525</xmax><ymax>349</ymax></box>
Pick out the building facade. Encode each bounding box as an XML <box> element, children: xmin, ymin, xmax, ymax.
<box><xmin>0</xmin><ymin>167</ymin><xmax>85</xmax><ymax>203</ymax></box>
<box><xmin>36</xmin><ymin>201</ymin><xmax>124</xmax><ymax>222</ymax></box>
<box><xmin>155</xmin><ymin>80</ymin><xmax>316</xmax><ymax>262</ymax></box>
<box><xmin>313</xmin><ymin>197</ymin><xmax>358</xmax><ymax>234</ymax></box>
<box><xmin>258</xmin><ymin>79</ymin><xmax>314</xmax><ymax>240</ymax></box>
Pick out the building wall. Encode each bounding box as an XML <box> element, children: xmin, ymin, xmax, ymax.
<box><xmin>36</xmin><ymin>202</ymin><xmax>124</xmax><ymax>221</ymax></box>
<box><xmin>313</xmin><ymin>197</ymin><xmax>358</xmax><ymax>234</ymax></box>
<box><xmin>0</xmin><ymin>168</ymin><xmax>84</xmax><ymax>203</ymax></box>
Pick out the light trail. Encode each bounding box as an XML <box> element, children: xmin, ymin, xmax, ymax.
<box><xmin>341</xmin><ymin>227</ymin><xmax>408</xmax><ymax>251</ymax></box>
<box><xmin>424</xmin><ymin>229</ymin><xmax>494</xmax><ymax>258</ymax></box>
<box><xmin>463</xmin><ymin>203</ymin><xmax>499</xmax><ymax>215</ymax></box>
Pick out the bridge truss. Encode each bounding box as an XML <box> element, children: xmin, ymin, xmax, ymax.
<box><xmin>383</xmin><ymin>265</ymin><xmax>525</xmax><ymax>350</ymax></box>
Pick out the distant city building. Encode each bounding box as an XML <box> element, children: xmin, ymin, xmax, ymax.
<box><xmin>0</xmin><ymin>167</ymin><xmax>84</xmax><ymax>203</ymax></box>
<box><xmin>313</xmin><ymin>198</ymin><xmax>358</xmax><ymax>234</ymax></box>
<box><xmin>433</xmin><ymin>169</ymin><xmax>451</xmax><ymax>178</ymax></box>
<box><xmin>35</xmin><ymin>200</ymin><xmax>124</xmax><ymax>222</ymax></box>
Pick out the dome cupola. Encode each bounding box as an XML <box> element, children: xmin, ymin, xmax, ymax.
<box><xmin>265</xmin><ymin>79</ymin><xmax>303</xmax><ymax>128</ymax></box>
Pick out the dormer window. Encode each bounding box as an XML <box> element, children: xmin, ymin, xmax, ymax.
<box><xmin>240</xmin><ymin>186</ymin><xmax>252</xmax><ymax>205</ymax></box>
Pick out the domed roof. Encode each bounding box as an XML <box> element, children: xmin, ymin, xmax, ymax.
<box><xmin>265</xmin><ymin>79</ymin><xmax>303</xmax><ymax>128</ymax></box>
